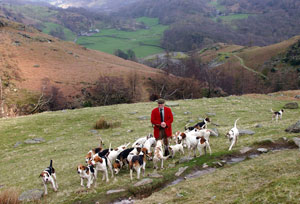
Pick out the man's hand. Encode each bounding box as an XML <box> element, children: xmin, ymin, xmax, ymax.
<box><xmin>161</xmin><ymin>122</ymin><xmax>166</xmax><ymax>128</ymax></box>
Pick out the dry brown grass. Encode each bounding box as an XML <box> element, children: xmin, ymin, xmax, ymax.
<box><xmin>94</xmin><ymin>118</ymin><xmax>121</xmax><ymax>129</ymax></box>
<box><xmin>0</xmin><ymin>188</ymin><xmax>20</xmax><ymax>204</ymax></box>
<box><xmin>0</xmin><ymin>18</ymin><xmax>165</xmax><ymax>108</ymax></box>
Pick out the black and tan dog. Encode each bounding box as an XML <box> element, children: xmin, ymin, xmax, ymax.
<box><xmin>39</xmin><ymin>160</ymin><xmax>58</xmax><ymax>195</ymax></box>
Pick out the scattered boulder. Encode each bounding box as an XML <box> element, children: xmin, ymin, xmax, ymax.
<box><xmin>176</xmin><ymin>193</ymin><xmax>184</xmax><ymax>197</ymax></box>
<box><xmin>184</xmin><ymin>111</ymin><xmax>191</xmax><ymax>115</ymax></box>
<box><xmin>175</xmin><ymin>166</ymin><xmax>188</xmax><ymax>176</ymax></box>
<box><xmin>112</xmin><ymin>132</ymin><xmax>121</xmax><ymax>136</ymax></box>
<box><xmin>90</xmin><ymin>129</ymin><xmax>98</xmax><ymax>134</ymax></box>
<box><xmin>257</xmin><ymin>148</ymin><xmax>268</xmax><ymax>153</ymax></box>
<box><xmin>238</xmin><ymin>129</ymin><xmax>255</xmax><ymax>135</ymax></box>
<box><xmin>292</xmin><ymin>137</ymin><xmax>300</xmax><ymax>149</ymax></box>
<box><xmin>295</xmin><ymin>95</ymin><xmax>300</xmax><ymax>99</ymax></box>
<box><xmin>283</xmin><ymin>102</ymin><xmax>298</xmax><ymax>109</ymax></box>
<box><xmin>210</xmin><ymin>128</ymin><xmax>219</xmax><ymax>137</ymax></box>
<box><xmin>134</xmin><ymin>178</ymin><xmax>153</xmax><ymax>187</ymax></box>
<box><xmin>168</xmin><ymin>163</ymin><xmax>175</xmax><ymax>168</ymax></box>
<box><xmin>187</xmin><ymin>119</ymin><xmax>195</xmax><ymax>123</ymax></box>
<box><xmin>212</xmin><ymin>161</ymin><xmax>223</xmax><ymax>167</ymax></box>
<box><xmin>179</xmin><ymin>156</ymin><xmax>193</xmax><ymax>164</ymax></box>
<box><xmin>254</xmin><ymin>124</ymin><xmax>263</xmax><ymax>128</ymax></box>
<box><xmin>0</xmin><ymin>20</ymin><xmax>7</xmax><ymax>27</ymax></box>
<box><xmin>106</xmin><ymin>189</ymin><xmax>126</xmax><ymax>195</ymax></box>
<box><xmin>206</xmin><ymin>112</ymin><xmax>216</xmax><ymax>116</ymax></box>
<box><xmin>24</xmin><ymin>138</ymin><xmax>45</xmax><ymax>144</ymax></box>
<box><xmin>127</xmin><ymin>129</ymin><xmax>133</xmax><ymax>133</ymax></box>
<box><xmin>166</xmin><ymin>102</ymin><xmax>179</xmax><ymax>107</ymax></box>
<box><xmin>128</xmin><ymin>111</ymin><xmax>138</xmax><ymax>115</ymax></box>
<box><xmin>285</xmin><ymin>120</ymin><xmax>300</xmax><ymax>133</ymax></box>
<box><xmin>147</xmin><ymin>173</ymin><xmax>163</xmax><ymax>178</ymax></box>
<box><xmin>14</xmin><ymin>141</ymin><xmax>22</xmax><ymax>148</ymax></box>
<box><xmin>202</xmin><ymin>163</ymin><xmax>209</xmax><ymax>168</ymax></box>
<box><xmin>240</xmin><ymin>147</ymin><xmax>253</xmax><ymax>154</ymax></box>
<box><xmin>137</xmin><ymin>116</ymin><xmax>149</xmax><ymax>120</ymax></box>
<box><xmin>19</xmin><ymin>189</ymin><xmax>43</xmax><ymax>202</ymax></box>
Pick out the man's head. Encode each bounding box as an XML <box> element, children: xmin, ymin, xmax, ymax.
<box><xmin>157</xmin><ymin>98</ymin><xmax>165</xmax><ymax>109</ymax></box>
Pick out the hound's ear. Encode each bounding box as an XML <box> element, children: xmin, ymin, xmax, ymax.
<box><xmin>180</xmin><ymin>132</ymin><xmax>186</xmax><ymax>139</ymax></box>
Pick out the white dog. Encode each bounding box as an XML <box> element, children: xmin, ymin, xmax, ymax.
<box><xmin>168</xmin><ymin>142</ymin><xmax>184</xmax><ymax>157</ymax></box>
<box><xmin>91</xmin><ymin>154</ymin><xmax>112</xmax><ymax>183</ymax></box>
<box><xmin>129</xmin><ymin>148</ymin><xmax>147</xmax><ymax>180</ymax></box>
<box><xmin>143</xmin><ymin>137</ymin><xmax>156</xmax><ymax>159</ymax></box>
<box><xmin>177</xmin><ymin>129</ymin><xmax>202</xmax><ymax>157</ymax></box>
<box><xmin>271</xmin><ymin>109</ymin><xmax>284</xmax><ymax>122</ymax></box>
<box><xmin>153</xmin><ymin>140</ymin><xmax>170</xmax><ymax>169</ymax></box>
<box><xmin>196</xmin><ymin>136</ymin><xmax>212</xmax><ymax>156</ymax></box>
<box><xmin>106</xmin><ymin>142</ymin><xmax>130</xmax><ymax>177</ymax></box>
<box><xmin>39</xmin><ymin>160</ymin><xmax>58</xmax><ymax>195</ymax></box>
<box><xmin>77</xmin><ymin>163</ymin><xmax>95</xmax><ymax>188</ymax></box>
<box><xmin>226</xmin><ymin>118</ymin><xmax>240</xmax><ymax>151</ymax></box>
<box><xmin>132</xmin><ymin>134</ymin><xmax>153</xmax><ymax>148</ymax></box>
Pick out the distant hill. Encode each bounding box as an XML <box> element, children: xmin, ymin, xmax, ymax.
<box><xmin>118</xmin><ymin>0</ymin><xmax>300</xmax><ymax>52</ymax></box>
<box><xmin>197</xmin><ymin>36</ymin><xmax>300</xmax><ymax>95</ymax></box>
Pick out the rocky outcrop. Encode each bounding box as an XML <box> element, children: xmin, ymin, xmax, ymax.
<box><xmin>283</xmin><ymin>102</ymin><xmax>298</xmax><ymax>109</ymax></box>
<box><xmin>285</xmin><ymin>120</ymin><xmax>300</xmax><ymax>133</ymax></box>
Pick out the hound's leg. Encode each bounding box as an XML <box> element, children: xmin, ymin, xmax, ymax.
<box><xmin>52</xmin><ymin>173</ymin><xmax>58</xmax><ymax>189</ymax></box>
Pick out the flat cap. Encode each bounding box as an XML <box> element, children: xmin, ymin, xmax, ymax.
<box><xmin>157</xmin><ymin>98</ymin><xmax>165</xmax><ymax>104</ymax></box>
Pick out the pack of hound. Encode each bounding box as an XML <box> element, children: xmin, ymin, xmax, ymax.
<box><xmin>40</xmin><ymin>108</ymin><xmax>285</xmax><ymax>193</ymax></box>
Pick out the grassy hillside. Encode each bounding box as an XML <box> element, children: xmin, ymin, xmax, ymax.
<box><xmin>42</xmin><ymin>22</ymin><xmax>76</xmax><ymax>41</ymax></box>
<box><xmin>0</xmin><ymin>90</ymin><xmax>300</xmax><ymax>203</ymax></box>
<box><xmin>76</xmin><ymin>17</ymin><xmax>168</xmax><ymax>58</ymax></box>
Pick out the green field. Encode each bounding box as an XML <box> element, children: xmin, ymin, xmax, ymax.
<box><xmin>76</xmin><ymin>17</ymin><xmax>168</xmax><ymax>58</ymax></box>
<box><xmin>209</xmin><ymin>0</ymin><xmax>226</xmax><ymax>11</ymax></box>
<box><xmin>1</xmin><ymin>92</ymin><xmax>300</xmax><ymax>203</ymax></box>
<box><xmin>42</xmin><ymin>22</ymin><xmax>76</xmax><ymax>42</ymax></box>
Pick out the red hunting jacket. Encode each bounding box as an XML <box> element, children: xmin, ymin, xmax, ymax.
<box><xmin>151</xmin><ymin>106</ymin><xmax>173</xmax><ymax>139</ymax></box>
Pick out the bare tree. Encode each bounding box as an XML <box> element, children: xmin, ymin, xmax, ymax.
<box><xmin>128</xmin><ymin>71</ymin><xmax>140</xmax><ymax>102</ymax></box>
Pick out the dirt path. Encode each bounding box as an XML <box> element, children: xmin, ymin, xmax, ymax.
<box><xmin>233</xmin><ymin>54</ymin><xmax>268</xmax><ymax>79</ymax></box>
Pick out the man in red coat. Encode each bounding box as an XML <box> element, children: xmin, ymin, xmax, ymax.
<box><xmin>151</xmin><ymin>98</ymin><xmax>173</xmax><ymax>156</ymax></box>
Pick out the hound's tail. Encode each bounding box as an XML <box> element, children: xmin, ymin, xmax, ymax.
<box><xmin>109</xmin><ymin>143</ymin><xmax>112</xmax><ymax>152</ymax></box>
<box><xmin>234</xmin><ymin>118</ymin><xmax>240</xmax><ymax>129</ymax></box>
<box><xmin>99</xmin><ymin>137</ymin><xmax>103</xmax><ymax>149</ymax></box>
<box><xmin>184</xmin><ymin>123</ymin><xmax>190</xmax><ymax>130</ymax></box>
<box><xmin>49</xmin><ymin>160</ymin><xmax>53</xmax><ymax>168</ymax></box>
<box><xmin>160</xmin><ymin>155</ymin><xmax>170</xmax><ymax>160</ymax></box>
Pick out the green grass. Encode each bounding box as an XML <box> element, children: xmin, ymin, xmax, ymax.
<box><xmin>42</xmin><ymin>22</ymin><xmax>76</xmax><ymax>42</ymax></box>
<box><xmin>2</xmin><ymin>4</ymin><xmax>58</xmax><ymax>21</ymax></box>
<box><xmin>209</xmin><ymin>0</ymin><xmax>226</xmax><ymax>11</ymax></box>
<box><xmin>76</xmin><ymin>17</ymin><xmax>168</xmax><ymax>58</ymax></box>
<box><xmin>139</xmin><ymin>149</ymin><xmax>300</xmax><ymax>204</ymax></box>
<box><xmin>0</xmin><ymin>94</ymin><xmax>299</xmax><ymax>203</ymax></box>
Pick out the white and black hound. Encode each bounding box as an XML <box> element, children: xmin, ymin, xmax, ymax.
<box><xmin>226</xmin><ymin>118</ymin><xmax>240</xmax><ymax>151</ymax></box>
<box><xmin>39</xmin><ymin>160</ymin><xmax>58</xmax><ymax>195</ymax></box>
<box><xmin>185</xmin><ymin>117</ymin><xmax>211</xmax><ymax>131</ymax></box>
<box><xmin>271</xmin><ymin>109</ymin><xmax>284</xmax><ymax>122</ymax></box>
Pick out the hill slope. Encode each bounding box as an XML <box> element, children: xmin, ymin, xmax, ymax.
<box><xmin>0</xmin><ymin>18</ymin><xmax>166</xmax><ymax>115</ymax></box>
<box><xmin>0</xmin><ymin>90</ymin><xmax>299</xmax><ymax>203</ymax></box>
